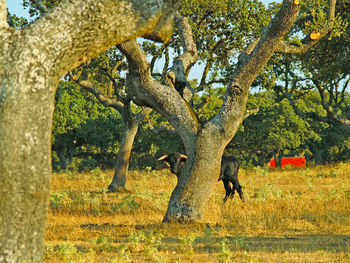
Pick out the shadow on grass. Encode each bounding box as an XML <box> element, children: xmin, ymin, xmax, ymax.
<box><xmin>220</xmin><ymin>234</ymin><xmax>350</xmax><ymax>253</ymax></box>
<box><xmin>78</xmin><ymin>223</ymin><xmax>350</xmax><ymax>253</ymax></box>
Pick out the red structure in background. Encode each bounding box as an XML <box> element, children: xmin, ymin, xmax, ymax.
<box><xmin>269</xmin><ymin>157</ymin><xmax>306</xmax><ymax>168</ymax></box>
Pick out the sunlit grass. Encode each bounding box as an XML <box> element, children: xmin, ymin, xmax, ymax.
<box><xmin>45</xmin><ymin>162</ymin><xmax>350</xmax><ymax>262</ymax></box>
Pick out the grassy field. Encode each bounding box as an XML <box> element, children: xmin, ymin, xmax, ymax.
<box><xmin>45</xmin><ymin>162</ymin><xmax>350</xmax><ymax>262</ymax></box>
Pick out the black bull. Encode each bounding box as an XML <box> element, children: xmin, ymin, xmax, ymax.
<box><xmin>158</xmin><ymin>153</ymin><xmax>244</xmax><ymax>203</ymax></box>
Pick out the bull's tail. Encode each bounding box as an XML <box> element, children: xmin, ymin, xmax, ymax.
<box><xmin>218</xmin><ymin>172</ymin><xmax>224</xmax><ymax>181</ymax></box>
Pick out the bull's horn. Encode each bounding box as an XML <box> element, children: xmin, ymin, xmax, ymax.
<box><xmin>157</xmin><ymin>155</ymin><xmax>168</xmax><ymax>161</ymax></box>
<box><xmin>179</xmin><ymin>154</ymin><xmax>187</xmax><ymax>159</ymax></box>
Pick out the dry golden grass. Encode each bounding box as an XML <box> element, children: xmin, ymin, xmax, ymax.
<box><xmin>45</xmin><ymin>162</ymin><xmax>350</xmax><ymax>262</ymax></box>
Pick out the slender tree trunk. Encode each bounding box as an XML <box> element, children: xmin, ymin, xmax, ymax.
<box><xmin>274</xmin><ymin>153</ymin><xmax>283</xmax><ymax>168</ymax></box>
<box><xmin>57</xmin><ymin>151</ymin><xmax>71</xmax><ymax>170</ymax></box>
<box><xmin>54</xmin><ymin>137</ymin><xmax>74</xmax><ymax>170</ymax></box>
<box><xmin>108</xmin><ymin>118</ymin><xmax>139</xmax><ymax>192</ymax></box>
<box><xmin>311</xmin><ymin>144</ymin><xmax>324</xmax><ymax>164</ymax></box>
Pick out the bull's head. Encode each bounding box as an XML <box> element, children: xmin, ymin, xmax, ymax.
<box><xmin>157</xmin><ymin>153</ymin><xmax>187</xmax><ymax>177</ymax></box>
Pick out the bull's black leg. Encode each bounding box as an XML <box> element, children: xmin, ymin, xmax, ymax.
<box><xmin>238</xmin><ymin>186</ymin><xmax>244</xmax><ymax>202</ymax></box>
<box><xmin>232</xmin><ymin>180</ymin><xmax>244</xmax><ymax>202</ymax></box>
<box><xmin>222</xmin><ymin>179</ymin><xmax>232</xmax><ymax>203</ymax></box>
<box><xmin>229</xmin><ymin>188</ymin><xmax>235</xmax><ymax>199</ymax></box>
<box><xmin>229</xmin><ymin>183</ymin><xmax>235</xmax><ymax>199</ymax></box>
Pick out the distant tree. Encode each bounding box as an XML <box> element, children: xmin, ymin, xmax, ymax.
<box><xmin>52</xmin><ymin>81</ymin><xmax>123</xmax><ymax>171</ymax></box>
<box><xmin>178</xmin><ymin>0</ymin><xmax>270</xmax><ymax>91</ymax></box>
<box><xmin>272</xmin><ymin>0</ymin><xmax>350</xmax><ymax>131</ymax></box>
<box><xmin>67</xmin><ymin>48</ymin><xmax>152</xmax><ymax>192</ymax></box>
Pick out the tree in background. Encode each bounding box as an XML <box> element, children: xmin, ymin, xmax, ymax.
<box><xmin>179</xmin><ymin>0</ymin><xmax>270</xmax><ymax>91</ymax></box>
<box><xmin>269</xmin><ymin>0</ymin><xmax>350</xmax><ymax>162</ymax></box>
<box><xmin>227</xmin><ymin>91</ymin><xmax>322</xmax><ymax>166</ymax></box>
<box><xmin>52</xmin><ymin>81</ymin><xmax>123</xmax><ymax>171</ymax></box>
<box><xmin>271</xmin><ymin>0</ymin><xmax>349</xmax><ymax>126</ymax></box>
<box><xmin>47</xmin><ymin>0</ymin><xmax>270</xmax><ymax>193</ymax></box>
<box><xmin>68</xmin><ymin>48</ymin><xmax>152</xmax><ymax>192</ymax></box>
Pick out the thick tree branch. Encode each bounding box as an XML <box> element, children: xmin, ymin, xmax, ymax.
<box><xmin>162</xmin><ymin>46</ymin><xmax>170</xmax><ymax>78</ymax></box>
<box><xmin>20</xmin><ymin>0</ymin><xmax>179</xmax><ymax>80</ymax></box>
<box><xmin>212</xmin><ymin>0</ymin><xmax>300</xmax><ymax>141</ymax></box>
<box><xmin>150</xmin><ymin>54</ymin><xmax>158</xmax><ymax>74</ymax></box>
<box><xmin>118</xmin><ymin>39</ymin><xmax>200</xmax><ymax>150</ymax></box>
<box><xmin>166</xmin><ymin>15</ymin><xmax>198</xmax><ymax>101</ymax></box>
<box><xmin>116</xmin><ymin>13</ymin><xmax>201</xmax><ymax>146</ymax></box>
<box><xmin>276</xmin><ymin>0</ymin><xmax>337</xmax><ymax>54</ymax></box>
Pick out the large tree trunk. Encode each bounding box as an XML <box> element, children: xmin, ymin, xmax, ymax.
<box><xmin>0</xmin><ymin>53</ymin><xmax>56</xmax><ymax>262</ymax></box>
<box><xmin>108</xmin><ymin>117</ymin><xmax>139</xmax><ymax>192</ymax></box>
<box><xmin>0</xmin><ymin>0</ymin><xmax>178</xmax><ymax>261</ymax></box>
<box><xmin>163</xmin><ymin>134</ymin><xmax>227</xmax><ymax>221</ymax></box>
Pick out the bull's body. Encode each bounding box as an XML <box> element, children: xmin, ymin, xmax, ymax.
<box><xmin>219</xmin><ymin>156</ymin><xmax>244</xmax><ymax>202</ymax></box>
<box><xmin>158</xmin><ymin>153</ymin><xmax>244</xmax><ymax>202</ymax></box>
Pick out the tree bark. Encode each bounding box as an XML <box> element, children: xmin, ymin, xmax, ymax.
<box><xmin>163</xmin><ymin>131</ymin><xmax>225</xmax><ymax>222</ymax></box>
<box><xmin>0</xmin><ymin>0</ymin><xmax>178</xmax><ymax>261</ymax></box>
